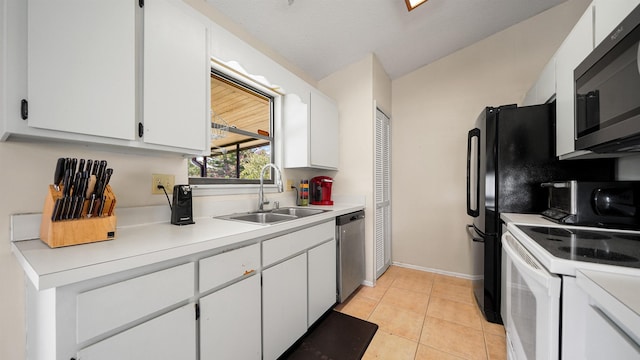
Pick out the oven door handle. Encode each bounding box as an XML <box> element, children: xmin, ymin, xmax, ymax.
<box><xmin>502</xmin><ymin>232</ymin><xmax>560</xmax><ymax>296</ymax></box>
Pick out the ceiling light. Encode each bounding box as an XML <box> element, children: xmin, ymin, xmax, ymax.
<box><xmin>405</xmin><ymin>0</ymin><xmax>427</xmax><ymax>11</ymax></box>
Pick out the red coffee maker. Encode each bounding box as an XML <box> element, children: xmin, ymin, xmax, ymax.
<box><xmin>310</xmin><ymin>176</ymin><xmax>334</xmax><ymax>205</ymax></box>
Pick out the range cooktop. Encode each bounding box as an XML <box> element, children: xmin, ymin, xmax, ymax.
<box><xmin>517</xmin><ymin>225</ymin><xmax>640</xmax><ymax>269</ymax></box>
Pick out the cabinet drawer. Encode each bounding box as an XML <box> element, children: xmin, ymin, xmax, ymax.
<box><xmin>263</xmin><ymin>220</ymin><xmax>334</xmax><ymax>267</ymax></box>
<box><xmin>77</xmin><ymin>262</ymin><xmax>194</xmax><ymax>343</ymax></box>
<box><xmin>199</xmin><ymin>243</ymin><xmax>260</xmax><ymax>292</ymax></box>
<box><xmin>77</xmin><ymin>303</ymin><xmax>196</xmax><ymax>360</ymax></box>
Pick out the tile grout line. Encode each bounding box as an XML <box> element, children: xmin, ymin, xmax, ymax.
<box><xmin>412</xmin><ymin>278</ymin><xmax>434</xmax><ymax>359</ymax></box>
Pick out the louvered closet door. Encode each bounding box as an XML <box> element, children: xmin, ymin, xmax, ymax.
<box><xmin>375</xmin><ymin>108</ymin><xmax>392</xmax><ymax>279</ymax></box>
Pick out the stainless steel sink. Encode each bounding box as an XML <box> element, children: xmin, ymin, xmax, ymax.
<box><xmin>271</xmin><ymin>207</ymin><xmax>327</xmax><ymax>217</ymax></box>
<box><xmin>217</xmin><ymin>207</ymin><xmax>328</xmax><ymax>225</ymax></box>
<box><xmin>221</xmin><ymin>212</ymin><xmax>297</xmax><ymax>224</ymax></box>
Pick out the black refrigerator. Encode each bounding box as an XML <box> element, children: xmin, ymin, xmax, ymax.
<box><xmin>465</xmin><ymin>103</ymin><xmax>614</xmax><ymax>324</ymax></box>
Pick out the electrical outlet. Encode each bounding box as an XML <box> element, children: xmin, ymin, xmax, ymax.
<box><xmin>286</xmin><ymin>179</ymin><xmax>294</xmax><ymax>191</ymax></box>
<box><xmin>152</xmin><ymin>174</ymin><xmax>175</xmax><ymax>195</ymax></box>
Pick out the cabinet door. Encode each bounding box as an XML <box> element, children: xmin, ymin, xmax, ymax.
<box><xmin>200</xmin><ymin>275</ymin><xmax>261</xmax><ymax>360</ymax></box>
<box><xmin>585</xmin><ymin>303</ymin><xmax>640</xmax><ymax>359</ymax></box>
<box><xmin>27</xmin><ymin>0</ymin><xmax>135</xmax><ymax>140</ymax></box>
<box><xmin>555</xmin><ymin>5</ymin><xmax>594</xmax><ymax>157</ymax></box>
<box><xmin>537</xmin><ymin>56</ymin><xmax>556</xmax><ymax>104</ymax></box>
<box><xmin>309</xmin><ymin>89</ymin><xmax>339</xmax><ymax>169</ymax></box>
<box><xmin>594</xmin><ymin>0</ymin><xmax>640</xmax><ymax>46</ymax></box>
<box><xmin>308</xmin><ymin>239</ymin><xmax>337</xmax><ymax>326</ymax></box>
<box><xmin>143</xmin><ymin>0</ymin><xmax>209</xmax><ymax>153</ymax></box>
<box><xmin>283</xmin><ymin>93</ymin><xmax>310</xmax><ymax>168</ymax></box>
<box><xmin>77</xmin><ymin>303</ymin><xmax>196</xmax><ymax>360</ymax></box>
<box><xmin>262</xmin><ymin>253</ymin><xmax>308</xmax><ymax>360</ymax></box>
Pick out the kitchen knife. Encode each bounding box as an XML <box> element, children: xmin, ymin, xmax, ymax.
<box><xmin>53</xmin><ymin>158</ymin><xmax>65</xmax><ymax>192</ymax></box>
<box><xmin>96</xmin><ymin>160</ymin><xmax>107</xmax><ymax>184</ymax></box>
<box><xmin>67</xmin><ymin>172</ymin><xmax>82</xmax><ymax>219</ymax></box>
<box><xmin>96</xmin><ymin>168</ymin><xmax>112</xmax><ymax>197</ymax></box>
<box><xmin>85</xmin><ymin>175</ymin><xmax>97</xmax><ymax>199</ymax></box>
<box><xmin>62</xmin><ymin>168</ymin><xmax>72</xmax><ymax>197</ymax></box>
<box><xmin>70</xmin><ymin>158</ymin><xmax>78</xmax><ymax>176</ymax></box>
<box><xmin>78</xmin><ymin>158</ymin><xmax>85</xmax><ymax>173</ymax></box>
<box><xmin>87</xmin><ymin>193</ymin><xmax>96</xmax><ymax>218</ymax></box>
<box><xmin>86</xmin><ymin>160</ymin><xmax>93</xmax><ymax>176</ymax></box>
<box><xmin>51</xmin><ymin>198</ymin><xmax>62</xmax><ymax>221</ymax></box>
<box><xmin>75</xmin><ymin>172</ymin><xmax>89</xmax><ymax>218</ymax></box>
<box><xmin>91</xmin><ymin>179</ymin><xmax>103</xmax><ymax>218</ymax></box>
<box><xmin>96</xmin><ymin>169</ymin><xmax>113</xmax><ymax>216</ymax></box>
<box><xmin>69</xmin><ymin>173</ymin><xmax>86</xmax><ymax>219</ymax></box>
<box><xmin>92</xmin><ymin>160</ymin><xmax>100</xmax><ymax>175</ymax></box>
<box><xmin>60</xmin><ymin>169</ymin><xmax>72</xmax><ymax>220</ymax></box>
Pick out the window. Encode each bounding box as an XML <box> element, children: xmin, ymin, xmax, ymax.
<box><xmin>189</xmin><ymin>69</ymin><xmax>275</xmax><ymax>185</ymax></box>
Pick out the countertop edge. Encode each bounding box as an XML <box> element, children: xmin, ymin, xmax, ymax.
<box><xmin>12</xmin><ymin>204</ymin><xmax>364</xmax><ymax>290</ymax></box>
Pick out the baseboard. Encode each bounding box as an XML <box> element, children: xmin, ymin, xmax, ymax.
<box><xmin>391</xmin><ymin>261</ymin><xmax>482</xmax><ymax>281</ymax></box>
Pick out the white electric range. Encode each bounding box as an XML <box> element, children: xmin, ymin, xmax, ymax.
<box><xmin>501</xmin><ymin>213</ymin><xmax>640</xmax><ymax>360</ymax></box>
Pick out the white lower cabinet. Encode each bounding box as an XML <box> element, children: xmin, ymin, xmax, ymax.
<box><xmin>261</xmin><ymin>220</ymin><xmax>337</xmax><ymax>360</ymax></box>
<box><xmin>308</xmin><ymin>239</ymin><xmax>337</xmax><ymax>326</ymax></box>
<box><xmin>76</xmin><ymin>303</ymin><xmax>196</xmax><ymax>360</ymax></box>
<box><xmin>23</xmin><ymin>219</ymin><xmax>340</xmax><ymax>360</ymax></box>
<box><xmin>262</xmin><ymin>253</ymin><xmax>309</xmax><ymax>360</ymax></box>
<box><xmin>200</xmin><ymin>275</ymin><xmax>261</xmax><ymax>360</ymax></box>
<box><xmin>584</xmin><ymin>302</ymin><xmax>640</xmax><ymax>359</ymax></box>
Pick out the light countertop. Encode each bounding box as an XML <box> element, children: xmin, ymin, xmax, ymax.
<box><xmin>500</xmin><ymin>213</ymin><xmax>557</xmax><ymax>227</ymax></box>
<box><xmin>12</xmin><ymin>203</ymin><xmax>364</xmax><ymax>290</ymax></box>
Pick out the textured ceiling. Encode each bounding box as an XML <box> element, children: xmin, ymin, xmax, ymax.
<box><xmin>205</xmin><ymin>0</ymin><xmax>567</xmax><ymax>80</ymax></box>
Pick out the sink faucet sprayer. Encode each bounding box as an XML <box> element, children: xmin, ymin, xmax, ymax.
<box><xmin>258</xmin><ymin>163</ymin><xmax>284</xmax><ymax>211</ymax></box>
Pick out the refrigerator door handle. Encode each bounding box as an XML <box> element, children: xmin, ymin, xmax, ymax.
<box><xmin>467</xmin><ymin>224</ymin><xmax>485</xmax><ymax>242</ymax></box>
<box><xmin>467</xmin><ymin>128</ymin><xmax>481</xmax><ymax>217</ymax></box>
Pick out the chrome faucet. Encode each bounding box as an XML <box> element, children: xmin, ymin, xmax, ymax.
<box><xmin>258</xmin><ymin>163</ymin><xmax>284</xmax><ymax>211</ymax></box>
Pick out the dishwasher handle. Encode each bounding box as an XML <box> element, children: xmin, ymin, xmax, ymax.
<box><xmin>336</xmin><ymin>210</ymin><xmax>365</xmax><ymax>225</ymax></box>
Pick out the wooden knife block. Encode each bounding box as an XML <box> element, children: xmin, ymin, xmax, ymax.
<box><xmin>39</xmin><ymin>184</ymin><xmax>117</xmax><ymax>248</ymax></box>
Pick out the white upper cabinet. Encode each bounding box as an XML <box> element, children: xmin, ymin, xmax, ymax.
<box><xmin>27</xmin><ymin>0</ymin><xmax>136</xmax><ymax>140</ymax></box>
<box><xmin>594</xmin><ymin>0</ymin><xmax>640</xmax><ymax>46</ymax></box>
<box><xmin>142</xmin><ymin>0</ymin><xmax>210</xmax><ymax>152</ymax></box>
<box><xmin>3</xmin><ymin>0</ymin><xmax>210</xmax><ymax>155</ymax></box>
<box><xmin>522</xmin><ymin>56</ymin><xmax>556</xmax><ymax>106</ymax></box>
<box><xmin>310</xmin><ymin>89</ymin><xmax>340</xmax><ymax>169</ymax></box>
<box><xmin>555</xmin><ymin>4</ymin><xmax>594</xmax><ymax>158</ymax></box>
<box><xmin>283</xmin><ymin>89</ymin><xmax>339</xmax><ymax>170</ymax></box>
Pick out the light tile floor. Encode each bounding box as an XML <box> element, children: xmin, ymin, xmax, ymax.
<box><xmin>334</xmin><ymin>266</ymin><xmax>506</xmax><ymax>360</ymax></box>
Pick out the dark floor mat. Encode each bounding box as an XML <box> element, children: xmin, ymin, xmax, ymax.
<box><xmin>281</xmin><ymin>310</ymin><xmax>378</xmax><ymax>360</ymax></box>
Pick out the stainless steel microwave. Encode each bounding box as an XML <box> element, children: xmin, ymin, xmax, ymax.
<box><xmin>574</xmin><ymin>4</ymin><xmax>640</xmax><ymax>153</ymax></box>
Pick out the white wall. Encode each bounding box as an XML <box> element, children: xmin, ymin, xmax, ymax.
<box><xmin>390</xmin><ymin>0</ymin><xmax>592</xmax><ymax>276</ymax></box>
<box><xmin>318</xmin><ymin>54</ymin><xmax>392</xmax><ymax>284</ymax></box>
<box><xmin>318</xmin><ymin>55</ymin><xmax>375</xmax><ymax>282</ymax></box>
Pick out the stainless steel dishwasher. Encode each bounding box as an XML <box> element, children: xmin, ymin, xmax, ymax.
<box><xmin>336</xmin><ymin>210</ymin><xmax>365</xmax><ymax>303</ymax></box>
